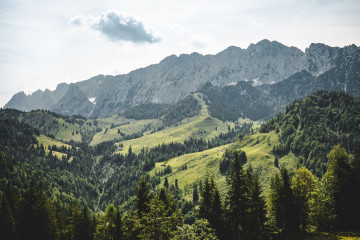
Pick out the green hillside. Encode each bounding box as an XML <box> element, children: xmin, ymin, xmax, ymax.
<box><xmin>151</xmin><ymin>130</ymin><xmax>299</xmax><ymax>200</ymax></box>
<box><xmin>260</xmin><ymin>91</ymin><xmax>360</xmax><ymax>176</ymax></box>
<box><xmin>117</xmin><ymin>93</ymin><xmax>240</xmax><ymax>154</ymax></box>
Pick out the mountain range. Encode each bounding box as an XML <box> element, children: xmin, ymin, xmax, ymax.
<box><xmin>5</xmin><ymin>39</ymin><xmax>360</xmax><ymax>119</ymax></box>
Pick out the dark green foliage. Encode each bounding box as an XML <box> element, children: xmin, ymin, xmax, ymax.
<box><xmin>225</xmin><ymin>151</ymin><xmax>247</xmax><ymax>239</ymax></box>
<box><xmin>123</xmin><ymin>103</ymin><xmax>169</xmax><ymax>119</ymax></box>
<box><xmin>321</xmin><ymin>145</ymin><xmax>352</xmax><ymax>230</ymax></box>
<box><xmin>164</xmin><ymin>177</ymin><xmax>169</xmax><ymax>189</ymax></box>
<box><xmin>198</xmin><ymin>177</ymin><xmax>214</xmax><ymax>221</ymax></box>
<box><xmin>199</xmin><ymin>81</ymin><xmax>269</xmax><ymax>121</ymax></box>
<box><xmin>349</xmin><ymin>144</ymin><xmax>360</xmax><ymax>230</ymax></box>
<box><xmin>162</xmin><ymin>95</ymin><xmax>201</xmax><ymax>126</ymax></box>
<box><xmin>219</xmin><ymin>148</ymin><xmax>247</xmax><ymax>174</ymax></box>
<box><xmin>246</xmin><ymin>174</ymin><xmax>267</xmax><ymax>239</ymax></box>
<box><xmin>260</xmin><ymin>91</ymin><xmax>360</xmax><ymax>177</ymax></box>
<box><xmin>18</xmin><ymin>180</ymin><xmax>57</xmax><ymax>240</ymax></box>
<box><xmin>269</xmin><ymin>168</ymin><xmax>299</xmax><ymax>233</ymax></box>
<box><xmin>0</xmin><ymin>192</ymin><xmax>16</xmax><ymax>240</ymax></box>
<box><xmin>121</xmin><ymin>95</ymin><xmax>201</xmax><ymax>127</ymax></box>
<box><xmin>135</xmin><ymin>176</ymin><xmax>151</xmax><ymax>218</ymax></box>
<box><xmin>192</xmin><ymin>184</ymin><xmax>199</xmax><ymax>203</ymax></box>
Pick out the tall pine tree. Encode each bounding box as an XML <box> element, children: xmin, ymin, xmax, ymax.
<box><xmin>225</xmin><ymin>151</ymin><xmax>248</xmax><ymax>239</ymax></box>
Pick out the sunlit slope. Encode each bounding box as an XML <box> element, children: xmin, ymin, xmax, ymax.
<box><xmin>90</xmin><ymin>117</ymin><xmax>160</xmax><ymax>146</ymax></box>
<box><xmin>151</xmin><ymin>130</ymin><xmax>298</xmax><ymax>200</ymax></box>
<box><xmin>36</xmin><ymin>135</ymin><xmax>72</xmax><ymax>160</ymax></box>
<box><xmin>117</xmin><ymin>93</ymin><xmax>236</xmax><ymax>154</ymax></box>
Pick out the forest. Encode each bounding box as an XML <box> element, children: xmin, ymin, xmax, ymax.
<box><xmin>1</xmin><ymin>144</ymin><xmax>360</xmax><ymax>240</ymax></box>
<box><xmin>1</xmin><ymin>91</ymin><xmax>360</xmax><ymax>239</ymax></box>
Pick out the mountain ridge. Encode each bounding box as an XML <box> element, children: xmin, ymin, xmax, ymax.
<box><xmin>4</xmin><ymin>40</ymin><xmax>360</xmax><ymax>118</ymax></box>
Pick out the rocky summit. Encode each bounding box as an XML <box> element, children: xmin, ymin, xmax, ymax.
<box><xmin>4</xmin><ymin>40</ymin><xmax>360</xmax><ymax>119</ymax></box>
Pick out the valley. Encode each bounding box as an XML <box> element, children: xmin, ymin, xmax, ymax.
<box><xmin>1</xmin><ymin>40</ymin><xmax>360</xmax><ymax>239</ymax></box>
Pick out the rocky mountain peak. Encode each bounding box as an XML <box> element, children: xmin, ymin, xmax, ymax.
<box><xmin>5</xmin><ymin>40</ymin><xmax>359</xmax><ymax>118</ymax></box>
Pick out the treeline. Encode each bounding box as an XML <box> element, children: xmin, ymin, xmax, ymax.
<box><xmin>199</xmin><ymin>82</ymin><xmax>270</xmax><ymax>121</ymax></box>
<box><xmin>260</xmin><ymin>91</ymin><xmax>360</xmax><ymax>177</ymax></box>
<box><xmin>121</xmin><ymin>95</ymin><xmax>201</xmax><ymax>128</ymax></box>
<box><xmin>194</xmin><ymin>144</ymin><xmax>360</xmax><ymax>239</ymax></box>
<box><xmin>0</xmin><ymin>111</ymin><xmax>250</xmax><ymax>213</ymax></box>
<box><xmin>0</xmin><ymin>176</ymin><xmax>186</xmax><ymax>240</ymax></box>
<box><xmin>98</xmin><ymin>124</ymin><xmax>251</xmax><ymax>209</ymax></box>
<box><xmin>122</xmin><ymin>103</ymin><xmax>169</xmax><ymax>120</ymax></box>
<box><xmin>0</xmin><ymin>116</ymin><xmax>101</xmax><ymax>209</ymax></box>
<box><xmin>1</xmin><ymin>144</ymin><xmax>360</xmax><ymax>239</ymax></box>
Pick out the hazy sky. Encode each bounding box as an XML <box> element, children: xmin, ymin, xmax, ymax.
<box><xmin>1</xmin><ymin>0</ymin><xmax>359</xmax><ymax>107</ymax></box>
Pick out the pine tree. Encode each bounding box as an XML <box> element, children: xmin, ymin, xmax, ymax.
<box><xmin>321</xmin><ymin>144</ymin><xmax>351</xmax><ymax>230</ymax></box>
<box><xmin>349</xmin><ymin>144</ymin><xmax>360</xmax><ymax>230</ymax></box>
<box><xmin>210</xmin><ymin>188</ymin><xmax>224</xmax><ymax>239</ymax></box>
<box><xmin>175</xmin><ymin>179</ymin><xmax>179</xmax><ymax>189</ymax></box>
<box><xmin>164</xmin><ymin>177</ymin><xmax>169</xmax><ymax>189</ymax></box>
<box><xmin>137</xmin><ymin>198</ymin><xmax>182</xmax><ymax>239</ymax></box>
<box><xmin>105</xmin><ymin>204</ymin><xmax>116</xmax><ymax>240</ymax></box>
<box><xmin>225</xmin><ymin>151</ymin><xmax>248</xmax><ymax>239</ymax></box>
<box><xmin>198</xmin><ymin>177</ymin><xmax>214</xmax><ymax>220</ymax></box>
<box><xmin>247</xmin><ymin>174</ymin><xmax>267</xmax><ymax>239</ymax></box>
<box><xmin>114</xmin><ymin>206</ymin><xmax>123</xmax><ymax>240</ymax></box>
<box><xmin>18</xmin><ymin>180</ymin><xmax>57</xmax><ymax>240</ymax></box>
<box><xmin>193</xmin><ymin>184</ymin><xmax>199</xmax><ymax>204</ymax></box>
<box><xmin>269</xmin><ymin>168</ymin><xmax>298</xmax><ymax>234</ymax></box>
<box><xmin>135</xmin><ymin>176</ymin><xmax>151</xmax><ymax>218</ymax></box>
<box><xmin>0</xmin><ymin>194</ymin><xmax>16</xmax><ymax>240</ymax></box>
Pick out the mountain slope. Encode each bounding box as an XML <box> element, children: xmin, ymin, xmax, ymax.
<box><xmin>260</xmin><ymin>91</ymin><xmax>360</xmax><ymax>176</ymax></box>
<box><xmin>5</xmin><ymin>40</ymin><xmax>359</xmax><ymax>118</ymax></box>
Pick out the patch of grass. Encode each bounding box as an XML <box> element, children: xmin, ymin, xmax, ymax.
<box><xmin>150</xmin><ymin>130</ymin><xmax>298</xmax><ymax>200</ymax></box>
<box><xmin>36</xmin><ymin>135</ymin><xmax>72</xmax><ymax>161</ymax></box>
<box><xmin>151</xmin><ymin>144</ymin><xmax>231</xmax><ymax>201</ymax></box>
<box><xmin>36</xmin><ymin>135</ymin><xmax>71</xmax><ymax>149</ymax></box>
<box><xmin>55</xmin><ymin>118</ymin><xmax>82</xmax><ymax>142</ymax></box>
<box><xmin>117</xmin><ymin>93</ymin><xmax>236</xmax><ymax>154</ymax></box>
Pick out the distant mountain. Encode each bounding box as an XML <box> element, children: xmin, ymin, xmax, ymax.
<box><xmin>4</xmin><ymin>40</ymin><xmax>360</xmax><ymax>118</ymax></box>
<box><xmin>51</xmin><ymin>84</ymin><xmax>94</xmax><ymax>117</ymax></box>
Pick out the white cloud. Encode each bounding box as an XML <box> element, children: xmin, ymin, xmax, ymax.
<box><xmin>69</xmin><ymin>10</ymin><xmax>160</xmax><ymax>43</ymax></box>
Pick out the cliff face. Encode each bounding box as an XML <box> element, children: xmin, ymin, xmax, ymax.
<box><xmin>5</xmin><ymin>40</ymin><xmax>360</xmax><ymax>118</ymax></box>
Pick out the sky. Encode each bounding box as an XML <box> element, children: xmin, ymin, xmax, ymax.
<box><xmin>1</xmin><ymin>0</ymin><xmax>360</xmax><ymax>107</ymax></box>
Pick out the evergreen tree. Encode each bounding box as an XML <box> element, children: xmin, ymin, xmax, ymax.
<box><xmin>137</xmin><ymin>198</ymin><xmax>182</xmax><ymax>239</ymax></box>
<box><xmin>0</xmin><ymin>194</ymin><xmax>16</xmax><ymax>240</ymax></box>
<box><xmin>135</xmin><ymin>176</ymin><xmax>151</xmax><ymax>218</ymax></box>
<box><xmin>174</xmin><ymin>219</ymin><xmax>218</xmax><ymax>240</ymax></box>
<box><xmin>164</xmin><ymin>177</ymin><xmax>169</xmax><ymax>189</ymax></box>
<box><xmin>193</xmin><ymin>184</ymin><xmax>199</xmax><ymax>204</ymax></box>
<box><xmin>210</xmin><ymin>188</ymin><xmax>224</xmax><ymax>239</ymax></box>
<box><xmin>81</xmin><ymin>204</ymin><xmax>93</xmax><ymax>240</ymax></box>
<box><xmin>114</xmin><ymin>206</ymin><xmax>123</xmax><ymax>240</ymax></box>
<box><xmin>291</xmin><ymin>167</ymin><xmax>318</xmax><ymax>231</ymax></box>
<box><xmin>198</xmin><ymin>177</ymin><xmax>214</xmax><ymax>220</ymax></box>
<box><xmin>269</xmin><ymin>168</ymin><xmax>298</xmax><ymax>234</ymax></box>
<box><xmin>225</xmin><ymin>151</ymin><xmax>248</xmax><ymax>239</ymax></box>
<box><xmin>18</xmin><ymin>180</ymin><xmax>57</xmax><ymax>240</ymax></box>
<box><xmin>71</xmin><ymin>202</ymin><xmax>83</xmax><ymax>240</ymax></box>
<box><xmin>349</xmin><ymin>144</ymin><xmax>360</xmax><ymax>230</ymax></box>
<box><xmin>105</xmin><ymin>204</ymin><xmax>116</xmax><ymax>240</ymax></box>
<box><xmin>247</xmin><ymin>174</ymin><xmax>266</xmax><ymax>239</ymax></box>
<box><xmin>321</xmin><ymin>144</ymin><xmax>351</xmax><ymax>230</ymax></box>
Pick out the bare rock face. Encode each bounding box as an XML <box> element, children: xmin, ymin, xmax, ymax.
<box><xmin>4</xmin><ymin>40</ymin><xmax>360</xmax><ymax>118</ymax></box>
<box><xmin>51</xmin><ymin>84</ymin><xmax>94</xmax><ymax>117</ymax></box>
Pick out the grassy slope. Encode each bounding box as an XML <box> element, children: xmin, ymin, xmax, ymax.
<box><xmin>90</xmin><ymin>118</ymin><xmax>160</xmax><ymax>146</ymax></box>
<box><xmin>117</xmin><ymin>93</ymin><xmax>236</xmax><ymax>154</ymax></box>
<box><xmin>36</xmin><ymin>135</ymin><xmax>72</xmax><ymax>160</ymax></box>
<box><xmin>151</xmin><ymin>130</ymin><xmax>299</xmax><ymax>200</ymax></box>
